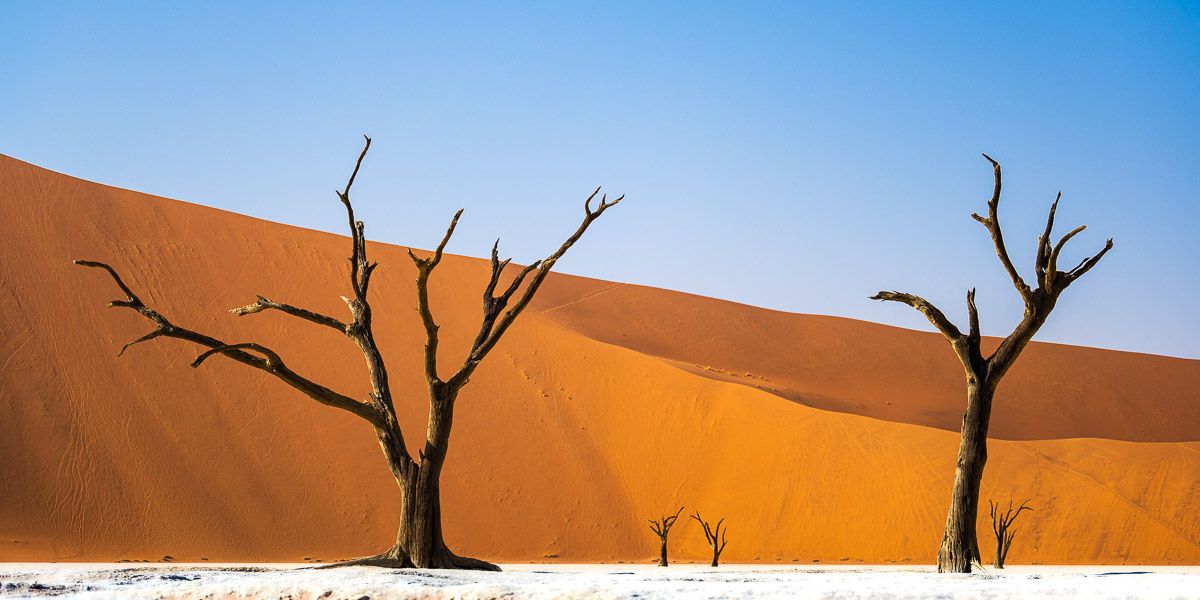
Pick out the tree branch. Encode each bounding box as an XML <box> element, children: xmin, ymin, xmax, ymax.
<box><xmin>691</xmin><ymin>512</ymin><xmax>712</xmax><ymax>542</ymax></box>
<box><xmin>870</xmin><ymin>291</ymin><xmax>965</xmax><ymax>343</ymax></box>
<box><xmin>1007</xmin><ymin>499</ymin><xmax>1033</xmax><ymax>526</ymax></box>
<box><xmin>408</xmin><ymin>209</ymin><xmax>464</xmax><ymax>385</ymax></box>
<box><xmin>1046</xmin><ymin>224</ymin><xmax>1087</xmax><ymax>286</ymax></box>
<box><xmin>466</xmin><ymin>240</ymin><xmax>541</xmax><ymax>355</ymax></box>
<box><xmin>192</xmin><ymin>342</ymin><xmax>282</xmax><ymax>368</ymax></box>
<box><xmin>481</xmin><ymin>240</ymin><xmax>511</xmax><ymax>299</ymax></box>
<box><xmin>75</xmin><ymin>259</ymin><xmax>385</xmax><ymax>427</ymax></box>
<box><xmin>965</xmin><ymin>288</ymin><xmax>980</xmax><ymax>348</ymax></box>
<box><xmin>648</xmin><ymin>520</ymin><xmax>663</xmax><ymax>536</ymax></box>
<box><xmin>338</xmin><ymin>136</ymin><xmax>373</xmax><ymax>300</ymax></box>
<box><xmin>1063</xmin><ymin>238</ymin><xmax>1114</xmax><ymax>286</ymax></box>
<box><xmin>971</xmin><ymin>154</ymin><xmax>1033</xmax><ymax>303</ymax></box>
<box><xmin>948</xmin><ymin>157</ymin><xmax>1115</xmax><ymax>379</ymax></box>
<box><xmin>649</xmin><ymin>506</ymin><xmax>684</xmax><ymax>539</ymax></box>
<box><xmin>1035</xmin><ymin>192</ymin><xmax>1061</xmax><ymax>283</ymax></box>
<box><xmin>231</xmin><ymin>295</ymin><xmax>349</xmax><ymax>333</ymax></box>
<box><xmin>691</xmin><ymin>512</ymin><xmax>727</xmax><ymax>551</ymax></box>
<box><xmin>989</xmin><ymin>500</ymin><xmax>1000</xmax><ymax>537</ymax></box>
<box><xmin>449</xmin><ymin>188</ymin><xmax>622</xmax><ymax>387</ymax></box>
<box><xmin>118</xmin><ymin>329</ymin><xmax>166</xmax><ymax>357</ymax></box>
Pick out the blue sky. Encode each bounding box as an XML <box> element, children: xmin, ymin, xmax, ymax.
<box><xmin>3</xmin><ymin>2</ymin><xmax>1198</xmax><ymax>358</ymax></box>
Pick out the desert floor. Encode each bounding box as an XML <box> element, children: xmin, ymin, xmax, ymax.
<box><xmin>1</xmin><ymin>563</ymin><xmax>1197</xmax><ymax>599</ymax></box>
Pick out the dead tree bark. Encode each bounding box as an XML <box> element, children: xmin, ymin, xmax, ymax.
<box><xmin>648</xmin><ymin>507</ymin><xmax>684</xmax><ymax>567</ymax></box>
<box><xmin>690</xmin><ymin>512</ymin><xmax>728</xmax><ymax>567</ymax></box>
<box><xmin>871</xmin><ymin>154</ymin><xmax>1113</xmax><ymax>573</ymax></box>
<box><xmin>989</xmin><ymin>499</ymin><xmax>1032</xmax><ymax>569</ymax></box>
<box><xmin>76</xmin><ymin>136</ymin><xmax>624</xmax><ymax>571</ymax></box>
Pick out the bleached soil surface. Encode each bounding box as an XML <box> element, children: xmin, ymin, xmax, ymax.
<box><xmin>0</xmin><ymin>563</ymin><xmax>1196</xmax><ymax>599</ymax></box>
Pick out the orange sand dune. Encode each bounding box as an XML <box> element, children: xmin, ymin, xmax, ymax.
<box><xmin>1</xmin><ymin>154</ymin><xmax>1197</xmax><ymax>565</ymax></box>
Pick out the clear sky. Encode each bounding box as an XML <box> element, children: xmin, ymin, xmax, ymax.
<box><xmin>3</xmin><ymin>2</ymin><xmax>1198</xmax><ymax>358</ymax></box>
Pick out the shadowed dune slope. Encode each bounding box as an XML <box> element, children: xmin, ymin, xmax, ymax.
<box><xmin>1</xmin><ymin>154</ymin><xmax>1197</xmax><ymax>565</ymax></box>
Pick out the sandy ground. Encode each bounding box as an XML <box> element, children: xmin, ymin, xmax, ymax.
<box><xmin>1</xmin><ymin>564</ymin><xmax>1198</xmax><ymax>599</ymax></box>
<box><xmin>2</xmin><ymin>154</ymin><xmax>1199</xmax><ymax>565</ymax></box>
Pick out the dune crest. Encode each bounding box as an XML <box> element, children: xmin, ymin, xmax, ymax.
<box><xmin>1</xmin><ymin>154</ymin><xmax>1197</xmax><ymax>564</ymax></box>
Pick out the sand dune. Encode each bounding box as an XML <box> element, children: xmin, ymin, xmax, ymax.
<box><xmin>1</xmin><ymin>154</ymin><xmax>1197</xmax><ymax>565</ymax></box>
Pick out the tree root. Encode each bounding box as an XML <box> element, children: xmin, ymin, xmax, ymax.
<box><xmin>309</xmin><ymin>545</ymin><xmax>500</xmax><ymax>571</ymax></box>
<box><xmin>311</xmin><ymin>554</ymin><xmax>413</xmax><ymax>570</ymax></box>
<box><xmin>440</xmin><ymin>551</ymin><xmax>502</xmax><ymax>571</ymax></box>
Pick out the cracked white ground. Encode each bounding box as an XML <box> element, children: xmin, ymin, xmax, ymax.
<box><xmin>1</xmin><ymin>564</ymin><xmax>1197</xmax><ymax>599</ymax></box>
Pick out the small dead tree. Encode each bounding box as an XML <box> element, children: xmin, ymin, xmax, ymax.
<box><xmin>648</xmin><ymin>507</ymin><xmax>684</xmax><ymax>567</ymax></box>
<box><xmin>76</xmin><ymin>136</ymin><xmax>624</xmax><ymax>570</ymax></box>
<box><xmin>871</xmin><ymin>154</ymin><xmax>1113</xmax><ymax>573</ymax></box>
<box><xmin>690</xmin><ymin>511</ymin><xmax>728</xmax><ymax>567</ymax></box>
<box><xmin>989</xmin><ymin>499</ymin><xmax>1032</xmax><ymax>569</ymax></box>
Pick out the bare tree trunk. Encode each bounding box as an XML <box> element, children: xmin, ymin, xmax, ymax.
<box><xmin>392</xmin><ymin>464</ymin><xmax>496</xmax><ymax>570</ymax></box>
<box><xmin>77</xmin><ymin>137</ymin><xmax>624</xmax><ymax>571</ymax></box>
<box><xmin>648</xmin><ymin>507</ymin><xmax>683</xmax><ymax>567</ymax></box>
<box><xmin>994</xmin><ymin>527</ymin><xmax>1006</xmax><ymax>569</ymax></box>
<box><xmin>989</xmin><ymin>498</ymin><xmax>1032</xmax><ymax>569</ymax></box>
<box><xmin>992</xmin><ymin>501</ymin><xmax>1007</xmax><ymax>569</ymax></box>
<box><xmin>690</xmin><ymin>511</ymin><xmax>728</xmax><ymax>568</ymax></box>
<box><xmin>335</xmin><ymin>421</ymin><xmax>497</xmax><ymax>570</ymax></box>
<box><xmin>872</xmin><ymin>154</ymin><xmax>1113</xmax><ymax>574</ymax></box>
<box><xmin>354</xmin><ymin>385</ymin><xmax>499</xmax><ymax>570</ymax></box>
<box><xmin>397</xmin><ymin>464</ymin><xmax>445</xmax><ymax>567</ymax></box>
<box><xmin>938</xmin><ymin>382</ymin><xmax>992</xmax><ymax>572</ymax></box>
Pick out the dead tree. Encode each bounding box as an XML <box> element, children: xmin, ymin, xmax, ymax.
<box><xmin>989</xmin><ymin>499</ymin><xmax>1032</xmax><ymax>569</ymax></box>
<box><xmin>690</xmin><ymin>511</ymin><xmax>728</xmax><ymax>567</ymax></box>
<box><xmin>648</xmin><ymin>507</ymin><xmax>684</xmax><ymax>567</ymax></box>
<box><xmin>75</xmin><ymin>136</ymin><xmax>624</xmax><ymax>571</ymax></box>
<box><xmin>871</xmin><ymin>154</ymin><xmax>1113</xmax><ymax>573</ymax></box>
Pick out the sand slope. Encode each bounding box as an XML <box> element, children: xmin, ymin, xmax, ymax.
<box><xmin>1</xmin><ymin>154</ymin><xmax>1197</xmax><ymax>565</ymax></box>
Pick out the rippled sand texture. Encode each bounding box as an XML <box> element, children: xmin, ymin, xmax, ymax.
<box><xmin>1</xmin><ymin>154</ymin><xmax>1197</xmax><ymax>565</ymax></box>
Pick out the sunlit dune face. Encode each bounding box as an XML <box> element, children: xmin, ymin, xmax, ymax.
<box><xmin>1</xmin><ymin>154</ymin><xmax>1197</xmax><ymax>565</ymax></box>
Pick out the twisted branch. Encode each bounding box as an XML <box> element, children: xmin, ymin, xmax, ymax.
<box><xmin>971</xmin><ymin>154</ymin><xmax>1033</xmax><ymax>303</ymax></box>
<box><xmin>1035</xmin><ymin>192</ymin><xmax>1061</xmax><ymax>283</ymax></box>
<box><xmin>690</xmin><ymin>511</ymin><xmax>729</xmax><ymax>564</ymax></box>
<box><xmin>449</xmin><ymin>187</ymin><xmax>622</xmax><ymax>387</ymax></box>
<box><xmin>398</xmin><ymin>187</ymin><xmax>623</xmax><ymax>394</ymax></box>
<box><xmin>965</xmin><ymin>288</ymin><xmax>980</xmax><ymax>348</ymax></box>
<box><xmin>872</xmin><ymin>154</ymin><xmax>1114</xmax><ymax>378</ymax></box>
<box><xmin>648</xmin><ymin>506</ymin><xmax>684</xmax><ymax>539</ymax></box>
<box><xmin>192</xmin><ymin>342</ymin><xmax>282</xmax><ymax>368</ymax></box>
<box><xmin>74</xmin><ymin>260</ymin><xmax>384</xmax><ymax>427</ymax></box>
<box><xmin>1063</xmin><ymin>238</ymin><xmax>1114</xmax><ymax>286</ymax></box>
<box><xmin>408</xmin><ymin>209</ymin><xmax>464</xmax><ymax>385</ymax></box>
<box><xmin>989</xmin><ymin>498</ymin><xmax>1033</xmax><ymax>566</ymax></box>
<box><xmin>231</xmin><ymin>296</ymin><xmax>348</xmax><ymax>333</ymax></box>
<box><xmin>339</xmin><ymin>135</ymin><xmax>375</xmax><ymax>300</ymax></box>
<box><xmin>869</xmin><ymin>290</ymin><xmax>965</xmax><ymax>347</ymax></box>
